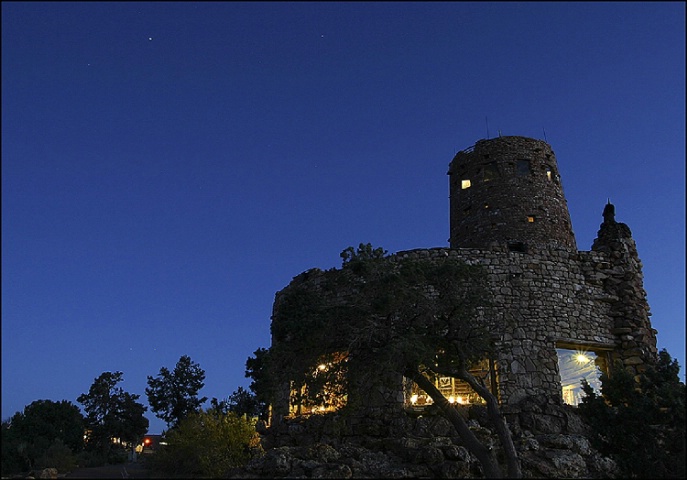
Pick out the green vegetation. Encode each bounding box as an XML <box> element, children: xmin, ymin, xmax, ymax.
<box><xmin>146</xmin><ymin>355</ymin><xmax>208</xmax><ymax>429</ymax></box>
<box><xmin>258</xmin><ymin>243</ymin><xmax>521</xmax><ymax>478</ymax></box>
<box><xmin>210</xmin><ymin>386</ymin><xmax>268</xmax><ymax>420</ymax></box>
<box><xmin>77</xmin><ymin>371</ymin><xmax>149</xmax><ymax>463</ymax></box>
<box><xmin>1</xmin><ymin>399</ymin><xmax>84</xmax><ymax>474</ymax></box>
<box><xmin>149</xmin><ymin>409</ymin><xmax>261</xmax><ymax>477</ymax></box>
<box><xmin>2</xmin><ymin>357</ymin><xmax>264</xmax><ymax>476</ymax></box>
<box><xmin>578</xmin><ymin>349</ymin><xmax>686</xmax><ymax>478</ymax></box>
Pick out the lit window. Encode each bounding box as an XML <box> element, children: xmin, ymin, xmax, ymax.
<box><xmin>546</xmin><ymin>169</ymin><xmax>552</xmax><ymax>181</ymax></box>
<box><xmin>527</xmin><ymin>215</ymin><xmax>536</xmax><ymax>223</ymax></box>
<box><xmin>556</xmin><ymin>348</ymin><xmax>604</xmax><ymax>406</ymax></box>
<box><xmin>461</xmin><ymin>179</ymin><xmax>471</xmax><ymax>189</ymax></box>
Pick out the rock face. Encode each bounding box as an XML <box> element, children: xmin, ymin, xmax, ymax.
<box><xmin>230</xmin><ymin>403</ymin><xmax>619</xmax><ymax>478</ymax></box>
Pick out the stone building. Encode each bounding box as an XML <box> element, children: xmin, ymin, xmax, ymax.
<box><xmin>268</xmin><ymin>135</ymin><xmax>659</xmax><ymax>422</ymax></box>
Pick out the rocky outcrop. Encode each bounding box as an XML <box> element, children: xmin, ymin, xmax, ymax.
<box><xmin>230</xmin><ymin>404</ymin><xmax>618</xmax><ymax>478</ymax></box>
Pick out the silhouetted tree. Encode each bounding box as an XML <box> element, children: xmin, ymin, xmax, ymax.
<box><xmin>1</xmin><ymin>400</ymin><xmax>84</xmax><ymax>474</ymax></box>
<box><xmin>146</xmin><ymin>355</ymin><xmax>207</xmax><ymax>429</ymax></box>
<box><xmin>77</xmin><ymin>371</ymin><xmax>148</xmax><ymax>456</ymax></box>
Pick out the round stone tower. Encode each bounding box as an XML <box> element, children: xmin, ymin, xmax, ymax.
<box><xmin>448</xmin><ymin>136</ymin><xmax>577</xmax><ymax>251</ymax></box>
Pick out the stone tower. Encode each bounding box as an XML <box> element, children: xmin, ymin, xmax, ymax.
<box><xmin>267</xmin><ymin>134</ymin><xmax>660</xmax><ymax>434</ymax></box>
<box><xmin>448</xmin><ymin>136</ymin><xmax>577</xmax><ymax>251</ymax></box>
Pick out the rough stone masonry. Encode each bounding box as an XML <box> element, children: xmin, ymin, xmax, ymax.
<box><xmin>242</xmin><ymin>136</ymin><xmax>659</xmax><ymax>478</ymax></box>
<box><xmin>269</xmin><ymin>135</ymin><xmax>658</xmax><ymax>419</ymax></box>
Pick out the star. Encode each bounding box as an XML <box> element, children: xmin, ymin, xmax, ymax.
<box><xmin>148</xmin><ymin>37</ymin><xmax>153</xmax><ymax>41</ymax></box>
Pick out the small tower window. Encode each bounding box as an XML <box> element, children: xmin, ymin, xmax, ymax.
<box><xmin>516</xmin><ymin>159</ymin><xmax>531</xmax><ymax>176</ymax></box>
<box><xmin>461</xmin><ymin>179</ymin><xmax>472</xmax><ymax>189</ymax></box>
<box><xmin>507</xmin><ymin>241</ymin><xmax>528</xmax><ymax>253</ymax></box>
<box><xmin>545</xmin><ymin>165</ymin><xmax>559</xmax><ymax>183</ymax></box>
<box><xmin>527</xmin><ymin>215</ymin><xmax>536</xmax><ymax>223</ymax></box>
<box><xmin>483</xmin><ymin>162</ymin><xmax>498</xmax><ymax>182</ymax></box>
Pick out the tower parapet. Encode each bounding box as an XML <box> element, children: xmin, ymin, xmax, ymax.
<box><xmin>448</xmin><ymin>136</ymin><xmax>576</xmax><ymax>251</ymax></box>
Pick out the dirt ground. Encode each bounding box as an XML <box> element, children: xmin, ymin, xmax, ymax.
<box><xmin>63</xmin><ymin>462</ymin><xmax>151</xmax><ymax>478</ymax></box>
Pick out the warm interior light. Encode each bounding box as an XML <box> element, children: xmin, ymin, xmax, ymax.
<box><xmin>448</xmin><ymin>396</ymin><xmax>455</xmax><ymax>404</ymax></box>
<box><xmin>410</xmin><ymin>394</ymin><xmax>418</xmax><ymax>405</ymax></box>
<box><xmin>317</xmin><ymin>364</ymin><xmax>327</xmax><ymax>371</ymax></box>
<box><xmin>461</xmin><ymin>179</ymin><xmax>471</xmax><ymax>189</ymax></box>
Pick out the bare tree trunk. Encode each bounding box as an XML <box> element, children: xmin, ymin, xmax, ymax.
<box><xmin>455</xmin><ymin>367</ymin><xmax>522</xmax><ymax>478</ymax></box>
<box><xmin>404</xmin><ymin>367</ymin><xmax>505</xmax><ymax>478</ymax></box>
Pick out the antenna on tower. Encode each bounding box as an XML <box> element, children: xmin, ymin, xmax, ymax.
<box><xmin>485</xmin><ymin>116</ymin><xmax>490</xmax><ymax>139</ymax></box>
<box><xmin>543</xmin><ymin>127</ymin><xmax>547</xmax><ymax>142</ymax></box>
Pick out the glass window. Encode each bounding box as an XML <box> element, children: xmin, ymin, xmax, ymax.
<box><xmin>556</xmin><ymin>348</ymin><xmax>604</xmax><ymax>406</ymax></box>
<box><xmin>461</xmin><ymin>179</ymin><xmax>471</xmax><ymax>189</ymax></box>
<box><xmin>405</xmin><ymin>359</ymin><xmax>496</xmax><ymax>408</ymax></box>
<box><xmin>516</xmin><ymin>159</ymin><xmax>531</xmax><ymax>175</ymax></box>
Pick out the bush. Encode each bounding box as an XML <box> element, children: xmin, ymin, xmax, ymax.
<box><xmin>36</xmin><ymin>439</ymin><xmax>78</xmax><ymax>472</ymax></box>
<box><xmin>1</xmin><ymin>400</ymin><xmax>84</xmax><ymax>475</ymax></box>
<box><xmin>151</xmin><ymin>409</ymin><xmax>261</xmax><ymax>477</ymax></box>
<box><xmin>578</xmin><ymin>349</ymin><xmax>686</xmax><ymax>478</ymax></box>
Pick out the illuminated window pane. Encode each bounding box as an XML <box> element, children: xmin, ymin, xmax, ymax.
<box><xmin>546</xmin><ymin>169</ymin><xmax>552</xmax><ymax>181</ymax></box>
<box><xmin>556</xmin><ymin>348</ymin><xmax>603</xmax><ymax>406</ymax></box>
<box><xmin>527</xmin><ymin>215</ymin><xmax>536</xmax><ymax>223</ymax></box>
<box><xmin>406</xmin><ymin>359</ymin><xmax>496</xmax><ymax>408</ymax></box>
<box><xmin>461</xmin><ymin>179</ymin><xmax>471</xmax><ymax>189</ymax></box>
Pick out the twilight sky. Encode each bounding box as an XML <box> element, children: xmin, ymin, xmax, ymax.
<box><xmin>2</xmin><ymin>2</ymin><xmax>684</xmax><ymax>435</ymax></box>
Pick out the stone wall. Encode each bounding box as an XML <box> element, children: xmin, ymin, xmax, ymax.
<box><xmin>590</xmin><ymin>204</ymin><xmax>658</xmax><ymax>376</ymax></box>
<box><xmin>270</xmin><ymin>215</ymin><xmax>657</xmax><ymax>420</ymax></box>
<box><xmin>391</xmin><ymin>246</ymin><xmax>616</xmax><ymax>407</ymax></box>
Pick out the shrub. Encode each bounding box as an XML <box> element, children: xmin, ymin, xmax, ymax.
<box><xmin>36</xmin><ymin>439</ymin><xmax>77</xmax><ymax>472</ymax></box>
<box><xmin>151</xmin><ymin>409</ymin><xmax>261</xmax><ymax>477</ymax></box>
<box><xmin>578</xmin><ymin>349</ymin><xmax>686</xmax><ymax>478</ymax></box>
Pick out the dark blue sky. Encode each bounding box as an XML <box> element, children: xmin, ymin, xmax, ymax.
<box><xmin>3</xmin><ymin>2</ymin><xmax>684</xmax><ymax>434</ymax></box>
